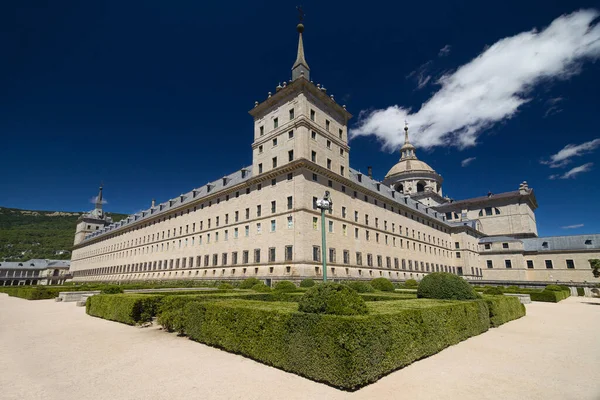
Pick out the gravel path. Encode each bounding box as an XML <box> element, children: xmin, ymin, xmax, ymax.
<box><xmin>0</xmin><ymin>294</ymin><xmax>598</xmax><ymax>400</ymax></box>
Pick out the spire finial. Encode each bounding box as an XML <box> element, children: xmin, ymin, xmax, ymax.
<box><xmin>400</xmin><ymin>121</ymin><xmax>417</xmax><ymax>161</ymax></box>
<box><xmin>404</xmin><ymin>121</ymin><xmax>410</xmax><ymax>144</ymax></box>
<box><xmin>292</xmin><ymin>7</ymin><xmax>310</xmax><ymax>81</ymax></box>
<box><xmin>95</xmin><ymin>183</ymin><xmax>104</xmax><ymax>210</ymax></box>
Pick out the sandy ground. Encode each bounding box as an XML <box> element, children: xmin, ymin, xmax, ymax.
<box><xmin>0</xmin><ymin>295</ymin><xmax>598</xmax><ymax>400</ymax></box>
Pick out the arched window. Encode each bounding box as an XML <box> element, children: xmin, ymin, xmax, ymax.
<box><xmin>417</xmin><ymin>181</ymin><xmax>425</xmax><ymax>192</ymax></box>
<box><xmin>395</xmin><ymin>184</ymin><xmax>404</xmax><ymax>193</ymax></box>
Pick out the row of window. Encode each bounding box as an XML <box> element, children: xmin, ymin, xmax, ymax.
<box><xmin>486</xmin><ymin>259</ymin><xmax>576</xmax><ymax>269</ymax></box>
<box><xmin>259</xmin><ymin>107</ymin><xmax>344</xmax><ymax>140</ymax></box>
<box><xmin>0</xmin><ymin>270</ymin><xmax>40</xmax><ymax>278</ymax></box>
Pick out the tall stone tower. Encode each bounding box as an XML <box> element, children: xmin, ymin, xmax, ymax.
<box><xmin>73</xmin><ymin>186</ymin><xmax>112</xmax><ymax>245</ymax></box>
<box><xmin>249</xmin><ymin>20</ymin><xmax>352</xmax><ymax>179</ymax></box>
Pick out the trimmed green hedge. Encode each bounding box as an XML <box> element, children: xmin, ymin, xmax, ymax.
<box><xmin>577</xmin><ymin>287</ymin><xmax>585</xmax><ymax>296</ymax></box>
<box><xmin>530</xmin><ymin>290</ymin><xmax>569</xmax><ymax>303</ymax></box>
<box><xmin>180</xmin><ymin>299</ymin><xmax>490</xmax><ymax>390</ymax></box>
<box><xmin>359</xmin><ymin>292</ymin><xmax>417</xmax><ymax>301</ymax></box>
<box><xmin>274</xmin><ymin>281</ymin><xmax>297</xmax><ymax>292</ymax></box>
<box><xmin>483</xmin><ymin>295</ymin><xmax>526</xmax><ymax>327</ymax></box>
<box><xmin>0</xmin><ymin>286</ymin><xmax>64</xmax><ymax>300</ymax></box>
<box><xmin>298</xmin><ymin>283</ymin><xmax>368</xmax><ymax>316</ymax></box>
<box><xmin>300</xmin><ymin>279</ymin><xmax>316</xmax><ymax>288</ymax></box>
<box><xmin>417</xmin><ymin>273</ymin><xmax>478</xmax><ymax>300</ymax></box>
<box><xmin>345</xmin><ymin>281</ymin><xmax>375</xmax><ymax>293</ymax></box>
<box><xmin>370</xmin><ymin>278</ymin><xmax>395</xmax><ymax>292</ymax></box>
<box><xmin>86</xmin><ymin>294</ymin><xmax>163</xmax><ymax>325</ymax></box>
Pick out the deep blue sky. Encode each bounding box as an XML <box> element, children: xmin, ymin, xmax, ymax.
<box><xmin>1</xmin><ymin>0</ymin><xmax>599</xmax><ymax>237</ymax></box>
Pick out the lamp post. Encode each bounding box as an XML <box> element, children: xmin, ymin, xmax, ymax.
<box><xmin>316</xmin><ymin>191</ymin><xmax>333</xmax><ymax>282</ymax></box>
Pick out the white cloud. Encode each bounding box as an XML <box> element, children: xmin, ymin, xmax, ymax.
<box><xmin>351</xmin><ymin>10</ymin><xmax>600</xmax><ymax>151</ymax></box>
<box><xmin>561</xmin><ymin>223</ymin><xmax>584</xmax><ymax>229</ymax></box>
<box><xmin>548</xmin><ymin>162</ymin><xmax>594</xmax><ymax>179</ymax></box>
<box><xmin>438</xmin><ymin>44</ymin><xmax>452</xmax><ymax>57</ymax></box>
<box><xmin>406</xmin><ymin>61</ymin><xmax>433</xmax><ymax>90</ymax></box>
<box><xmin>461</xmin><ymin>157</ymin><xmax>476</xmax><ymax>167</ymax></box>
<box><xmin>541</xmin><ymin>138</ymin><xmax>600</xmax><ymax>167</ymax></box>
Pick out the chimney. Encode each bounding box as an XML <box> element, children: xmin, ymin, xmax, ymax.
<box><xmin>367</xmin><ymin>166</ymin><xmax>373</xmax><ymax>179</ymax></box>
<box><xmin>151</xmin><ymin>199</ymin><xmax>156</xmax><ymax>208</ymax></box>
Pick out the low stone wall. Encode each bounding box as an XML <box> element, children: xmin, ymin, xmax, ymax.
<box><xmin>504</xmin><ymin>293</ymin><xmax>531</xmax><ymax>304</ymax></box>
<box><xmin>58</xmin><ymin>291</ymin><xmax>101</xmax><ymax>302</ymax></box>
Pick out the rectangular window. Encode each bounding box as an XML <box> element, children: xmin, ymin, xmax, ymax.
<box><xmin>313</xmin><ymin>246</ymin><xmax>321</xmax><ymax>262</ymax></box>
<box><xmin>456</xmin><ymin>252</ymin><xmax>461</xmax><ymax>258</ymax></box>
<box><xmin>288</xmin><ymin>150</ymin><xmax>294</xmax><ymax>161</ymax></box>
<box><xmin>545</xmin><ymin>260</ymin><xmax>553</xmax><ymax>269</ymax></box>
<box><xmin>234</xmin><ymin>228</ymin><xmax>238</xmax><ymax>238</ymax></box>
<box><xmin>287</xmin><ymin>216</ymin><xmax>293</xmax><ymax>228</ymax></box>
<box><xmin>566</xmin><ymin>259</ymin><xmax>575</xmax><ymax>269</ymax></box>
<box><xmin>245</xmin><ymin>208</ymin><xmax>250</xmax><ymax>219</ymax></box>
<box><xmin>340</xmin><ymin>166</ymin><xmax>344</xmax><ymax>176</ymax></box>
<box><xmin>212</xmin><ymin>254</ymin><xmax>218</xmax><ymax>266</ymax></box>
<box><xmin>328</xmin><ymin>220</ymin><xmax>333</xmax><ymax>233</ymax></box>
<box><xmin>271</xmin><ymin>219</ymin><xmax>276</xmax><ymax>232</ymax></box>
<box><xmin>232</xmin><ymin>252</ymin><xmax>238</xmax><ymax>265</ymax></box>
<box><xmin>326</xmin><ymin>140</ymin><xmax>331</xmax><ymax>149</ymax></box>
<box><xmin>311</xmin><ymin>130</ymin><xmax>316</xmax><ymax>140</ymax></box>
<box><xmin>287</xmin><ymin>196</ymin><xmax>293</xmax><ymax>210</ymax></box>
<box><xmin>327</xmin><ymin>159</ymin><xmax>331</xmax><ymax>169</ymax></box>
<box><xmin>258</xmin><ymin>163</ymin><xmax>263</xmax><ymax>174</ymax></box>
<box><xmin>329</xmin><ymin>248</ymin><xmax>336</xmax><ymax>263</ymax></box>
<box><xmin>312</xmin><ymin>173</ymin><xmax>318</xmax><ymax>182</ymax></box>
<box><xmin>502</xmin><ymin>243</ymin><xmax>509</xmax><ymax>249</ymax></box>
<box><xmin>343</xmin><ymin>250</ymin><xmax>349</xmax><ymax>264</ymax></box>
<box><xmin>339</xmin><ymin>128</ymin><xmax>343</xmax><ymax>139</ymax></box>
<box><xmin>258</xmin><ymin>145</ymin><xmax>263</xmax><ymax>154</ymax></box>
<box><xmin>222</xmin><ymin>253</ymin><xmax>228</xmax><ymax>266</ymax></box>
<box><xmin>259</xmin><ymin>126</ymin><xmax>264</xmax><ymax>136</ymax></box>
<box><xmin>313</xmin><ymin>217</ymin><xmax>318</xmax><ymax>230</ymax></box>
<box><xmin>505</xmin><ymin>260</ymin><xmax>512</xmax><ymax>269</ymax></box>
<box><xmin>526</xmin><ymin>260</ymin><xmax>534</xmax><ymax>269</ymax></box>
<box><xmin>243</xmin><ymin>250</ymin><xmax>249</xmax><ymax>264</ymax></box>
<box><xmin>257</xmin><ymin>205</ymin><xmax>261</xmax><ymax>217</ymax></box>
<box><xmin>285</xmin><ymin>245</ymin><xmax>293</xmax><ymax>261</ymax></box>
<box><xmin>245</xmin><ymin>225</ymin><xmax>249</xmax><ymax>237</ymax></box>
<box><xmin>367</xmin><ymin>254</ymin><xmax>373</xmax><ymax>267</ymax></box>
<box><xmin>342</xmin><ymin>224</ymin><xmax>347</xmax><ymax>236</ymax></box>
<box><xmin>288</xmin><ymin>130</ymin><xmax>294</xmax><ymax>139</ymax></box>
<box><xmin>325</xmin><ymin>120</ymin><xmax>330</xmax><ymax>131</ymax></box>
<box><xmin>311</xmin><ymin>151</ymin><xmax>316</xmax><ymax>162</ymax></box>
<box><xmin>269</xmin><ymin>247</ymin><xmax>276</xmax><ymax>262</ymax></box>
<box><xmin>310</xmin><ymin>109</ymin><xmax>315</xmax><ymax>121</ymax></box>
<box><xmin>455</xmin><ymin>242</ymin><xmax>460</xmax><ymax>249</ymax></box>
<box><xmin>356</xmin><ymin>252</ymin><xmax>362</xmax><ymax>266</ymax></box>
<box><xmin>289</xmin><ymin>108</ymin><xmax>294</xmax><ymax>120</ymax></box>
<box><xmin>257</xmin><ymin>223</ymin><xmax>262</xmax><ymax>234</ymax></box>
<box><xmin>254</xmin><ymin>249</ymin><xmax>261</xmax><ymax>263</ymax></box>
<box><xmin>273</xmin><ymin>117</ymin><xmax>278</xmax><ymax>128</ymax></box>
<box><xmin>272</xmin><ymin>157</ymin><xmax>277</xmax><ymax>168</ymax></box>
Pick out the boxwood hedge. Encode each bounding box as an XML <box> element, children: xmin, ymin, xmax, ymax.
<box><xmin>483</xmin><ymin>295</ymin><xmax>526</xmax><ymax>327</ymax></box>
<box><xmin>86</xmin><ymin>294</ymin><xmax>164</xmax><ymax>325</ymax></box>
<box><xmin>577</xmin><ymin>287</ymin><xmax>585</xmax><ymax>296</ymax></box>
<box><xmin>181</xmin><ymin>299</ymin><xmax>490</xmax><ymax>390</ymax></box>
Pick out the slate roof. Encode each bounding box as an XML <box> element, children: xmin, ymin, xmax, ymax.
<box><xmin>0</xmin><ymin>259</ymin><xmax>70</xmax><ymax>270</ymax></box>
<box><xmin>435</xmin><ymin>190</ymin><xmax>536</xmax><ymax>211</ymax></box>
<box><xmin>83</xmin><ymin>166</ymin><xmax>254</xmax><ymax>241</ymax></box>
<box><xmin>522</xmin><ymin>235</ymin><xmax>600</xmax><ymax>252</ymax></box>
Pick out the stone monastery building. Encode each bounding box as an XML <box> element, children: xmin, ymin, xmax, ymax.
<box><xmin>70</xmin><ymin>22</ymin><xmax>600</xmax><ymax>285</ymax></box>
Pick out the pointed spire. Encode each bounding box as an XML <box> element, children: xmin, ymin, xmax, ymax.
<box><xmin>291</xmin><ymin>9</ymin><xmax>310</xmax><ymax>81</ymax></box>
<box><xmin>400</xmin><ymin>122</ymin><xmax>417</xmax><ymax>161</ymax></box>
<box><xmin>95</xmin><ymin>185</ymin><xmax>104</xmax><ymax>210</ymax></box>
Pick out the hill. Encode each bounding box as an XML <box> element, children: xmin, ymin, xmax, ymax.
<box><xmin>0</xmin><ymin>207</ymin><xmax>127</xmax><ymax>261</ymax></box>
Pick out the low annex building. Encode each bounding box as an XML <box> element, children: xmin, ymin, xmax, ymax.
<box><xmin>70</xmin><ymin>22</ymin><xmax>600</xmax><ymax>285</ymax></box>
<box><xmin>0</xmin><ymin>259</ymin><xmax>70</xmax><ymax>286</ymax></box>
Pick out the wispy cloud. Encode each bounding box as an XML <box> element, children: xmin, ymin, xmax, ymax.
<box><xmin>406</xmin><ymin>61</ymin><xmax>433</xmax><ymax>90</ymax></box>
<box><xmin>438</xmin><ymin>44</ymin><xmax>452</xmax><ymax>57</ymax></box>
<box><xmin>561</xmin><ymin>223</ymin><xmax>584</xmax><ymax>229</ymax></box>
<box><xmin>548</xmin><ymin>162</ymin><xmax>594</xmax><ymax>179</ymax></box>
<box><xmin>543</xmin><ymin>96</ymin><xmax>564</xmax><ymax>118</ymax></box>
<box><xmin>461</xmin><ymin>157</ymin><xmax>476</xmax><ymax>167</ymax></box>
<box><xmin>541</xmin><ymin>138</ymin><xmax>600</xmax><ymax>168</ymax></box>
<box><xmin>351</xmin><ymin>10</ymin><xmax>600</xmax><ymax>151</ymax></box>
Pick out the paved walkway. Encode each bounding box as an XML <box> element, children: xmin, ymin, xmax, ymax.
<box><xmin>0</xmin><ymin>294</ymin><xmax>598</xmax><ymax>400</ymax></box>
